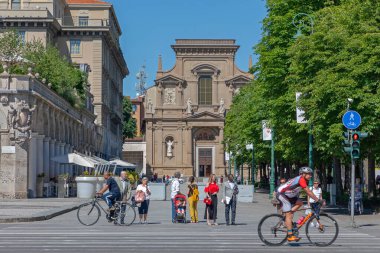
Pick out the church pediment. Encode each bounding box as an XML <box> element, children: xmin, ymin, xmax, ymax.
<box><xmin>155</xmin><ymin>75</ymin><xmax>185</xmax><ymax>84</ymax></box>
<box><xmin>185</xmin><ymin>111</ymin><xmax>224</xmax><ymax>120</ymax></box>
<box><xmin>225</xmin><ymin>75</ymin><xmax>252</xmax><ymax>85</ymax></box>
<box><xmin>191</xmin><ymin>64</ymin><xmax>220</xmax><ymax>76</ymax></box>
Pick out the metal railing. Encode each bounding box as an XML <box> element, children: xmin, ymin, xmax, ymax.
<box><xmin>62</xmin><ymin>16</ymin><xmax>109</xmax><ymax>27</ymax></box>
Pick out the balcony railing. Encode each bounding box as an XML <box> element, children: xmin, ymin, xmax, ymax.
<box><xmin>62</xmin><ymin>16</ymin><xmax>109</xmax><ymax>27</ymax></box>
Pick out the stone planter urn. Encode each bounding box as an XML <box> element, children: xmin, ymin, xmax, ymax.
<box><xmin>36</xmin><ymin>176</ymin><xmax>44</xmax><ymax>198</ymax></box>
<box><xmin>76</xmin><ymin>176</ymin><xmax>104</xmax><ymax>199</ymax></box>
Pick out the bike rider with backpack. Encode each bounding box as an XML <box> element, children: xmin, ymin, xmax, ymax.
<box><xmin>276</xmin><ymin>167</ymin><xmax>323</xmax><ymax>242</ymax></box>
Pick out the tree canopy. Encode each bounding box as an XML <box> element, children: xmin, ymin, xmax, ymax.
<box><xmin>225</xmin><ymin>0</ymin><xmax>380</xmax><ymax>168</ymax></box>
<box><xmin>122</xmin><ymin>97</ymin><xmax>137</xmax><ymax>139</ymax></box>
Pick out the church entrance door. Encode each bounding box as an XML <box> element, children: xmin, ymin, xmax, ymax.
<box><xmin>198</xmin><ymin>148</ymin><xmax>212</xmax><ymax>177</ymax></box>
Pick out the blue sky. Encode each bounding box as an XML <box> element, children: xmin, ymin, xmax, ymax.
<box><xmin>108</xmin><ymin>0</ymin><xmax>267</xmax><ymax>97</ymax></box>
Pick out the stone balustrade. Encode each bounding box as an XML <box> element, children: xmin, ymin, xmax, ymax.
<box><xmin>0</xmin><ymin>68</ymin><xmax>102</xmax><ymax>199</ymax></box>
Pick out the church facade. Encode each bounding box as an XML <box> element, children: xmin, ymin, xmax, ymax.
<box><xmin>145</xmin><ymin>39</ymin><xmax>252</xmax><ymax>178</ymax></box>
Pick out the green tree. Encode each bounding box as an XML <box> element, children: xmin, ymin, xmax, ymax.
<box><xmin>122</xmin><ymin>97</ymin><xmax>136</xmax><ymax>139</ymax></box>
<box><xmin>0</xmin><ymin>30</ymin><xmax>87</xmax><ymax>108</ymax></box>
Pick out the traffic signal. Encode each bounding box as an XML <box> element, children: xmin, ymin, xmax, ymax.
<box><xmin>351</xmin><ymin>131</ymin><xmax>369</xmax><ymax>159</ymax></box>
<box><xmin>351</xmin><ymin>132</ymin><xmax>360</xmax><ymax>159</ymax></box>
<box><xmin>342</xmin><ymin>131</ymin><xmax>352</xmax><ymax>154</ymax></box>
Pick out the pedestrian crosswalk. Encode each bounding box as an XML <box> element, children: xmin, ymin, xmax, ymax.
<box><xmin>0</xmin><ymin>213</ymin><xmax>379</xmax><ymax>253</ymax></box>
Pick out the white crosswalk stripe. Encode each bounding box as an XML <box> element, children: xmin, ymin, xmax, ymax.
<box><xmin>0</xmin><ymin>220</ymin><xmax>379</xmax><ymax>253</ymax></box>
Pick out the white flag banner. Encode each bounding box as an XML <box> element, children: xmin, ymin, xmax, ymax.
<box><xmin>225</xmin><ymin>152</ymin><xmax>230</xmax><ymax>161</ymax></box>
<box><xmin>296</xmin><ymin>92</ymin><xmax>308</xmax><ymax>124</ymax></box>
<box><xmin>262</xmin><ymin>120</ymin><xmax>272</xmax><ymax>141</ymax></box>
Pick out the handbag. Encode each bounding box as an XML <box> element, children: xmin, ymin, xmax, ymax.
<box><xmin>135</xmin><ymin>191</ymin><xmax>146</xmax><ymax>203</ymax></box>
<box><xmin>203</xmin><ymin>196</ymin><xmax>212</xmax><ymax>205</ymax></box>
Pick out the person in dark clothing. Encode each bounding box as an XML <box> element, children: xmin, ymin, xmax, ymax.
<box><xmin>97</xmin><ymin>172</ymin><xmax>121</xmax><ymax>211</ymax></box>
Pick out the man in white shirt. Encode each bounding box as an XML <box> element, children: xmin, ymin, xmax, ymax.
<box><xmin>171</xmin><ymin>172</ymin><xmax>181</xmax><ymax>223</ymax></box>
<box><xmin>308</xmin><ymin>180</ymin><xmax>322</xmax><ymax>206</ymax></box>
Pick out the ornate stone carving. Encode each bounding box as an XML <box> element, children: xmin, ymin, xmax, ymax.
<box><xmin>0</xmin><ymin>95</ymin><xmax>8</xmax><ymax>105</ymax></box>
<box><xmin>218</xmin><ymin>98</ymin><xmax>225</xmax><ymax>114</ymax></box>
<box><xmin>177</xmin><ymin>82</ymin><xmax>183</xmax><ymax>93</ymax></box>
<box><xmin>164</xmin><ymin>88</ymin><xmax>176</xmax><ymax>105</ymax></box>
<box><xmin>147</xmin><ymin>98</ymin><xmax>154</xmax><ymax>114</ymax></box>
<box><xmin>186</xmin><ymin>98</ymin><xmax>192</xmax><ymax>114</ymax></box>
<box><xmin>7</xmin><ymin>98</ymin><xmax>36</xmax><ymax>141</ymax></box>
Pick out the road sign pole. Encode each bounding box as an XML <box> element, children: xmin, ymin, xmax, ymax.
<box><xmin>309</xmin><ymin>124</ymin><xmax>313</xmax><ymax>187</ymax></box>
<box><xmin>270</xmin><ymin>128</ymin><xmax>275</xmax><ymax>199</ymax></box>
<box><xmin>351</xmin><ymin>153</ymin><xmax>357</xmax><ymax>228</ymax></box>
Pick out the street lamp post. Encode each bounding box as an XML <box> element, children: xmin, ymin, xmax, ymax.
<box><xmin>293</xmin><ymin>13</ymin><xmax>315</xmax><ymax>187</ymax></box>
<box><xmin>246</xmin><ymin>144</ymin><xmax>255</xmax><ymax>189</ymax></box>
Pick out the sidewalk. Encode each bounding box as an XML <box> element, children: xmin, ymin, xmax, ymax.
<box><xmin>0</xmin><ymin>198</ymin><xmax>86</xmax><ymax>223</ymax></box>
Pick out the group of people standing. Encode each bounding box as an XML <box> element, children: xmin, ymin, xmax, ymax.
<box><xmin>171</xmin><ymin>172</ymin><xmax>239</xmax><ymax>225</ymax></box>
<box><xmin>96</xmin><ymin>170</ymin><xmax>241</xmax><ymax>225</ymax></box>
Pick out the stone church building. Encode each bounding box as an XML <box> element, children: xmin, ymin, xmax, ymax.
<box><xmin>145</xmin><ymin>39</ymin><xmax>253</xmax><ymax>178</ymax></box>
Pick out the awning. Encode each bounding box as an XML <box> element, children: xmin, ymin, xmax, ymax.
<box><xmin>109</xmin><ymin>159</ymin><xmax>136</xmax><ymax>168</ymax></box>
<box><xmin>51</xmin><ymin>153</ymin><xmax>96</xmax><ymax>168</ymax></box>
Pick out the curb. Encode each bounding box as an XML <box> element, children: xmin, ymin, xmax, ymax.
<box><xmin>0</xmin><ymin>203</ymin><xmax>81</xmax><ymax>223</ymax></box>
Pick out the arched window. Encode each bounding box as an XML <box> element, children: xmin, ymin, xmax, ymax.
<box><xmin>198</xmin><ymin>76</ymin><xmax>212</xmax><ymax>105</ymax></box>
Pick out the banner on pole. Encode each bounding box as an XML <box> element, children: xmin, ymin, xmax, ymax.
<box><xmin>262</xmin><ymin>120</ymin><xmax>272</xmax><ymax>141</ymax></box>
<box><xmin>296</xmin><ymin>92</ymin><xmax>307</xmax><ymax>124</ymax></box>
<box><xmin>225</xmin><ymin>152</ymin><xmax>230</xmax><ymax>161</ymax></box>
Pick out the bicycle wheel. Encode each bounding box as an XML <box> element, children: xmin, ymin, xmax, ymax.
<box><xmin>258</xmin><ymin>214</ymin><xmax>288</xmax><ymax>246</ymax></box>
<box><xmin>77</xmin><ymin>202</ymin><xmax>101</xmax><ymax>226</ymax></box>
<box><xmin>305</xmin><ymin>213</ymin><xmax>339</xmax><ymax>247</ymax></box>
<box><xmin>115</xmin><ymin>202</ymin><xmax>136</xmax><ymax>226</ymax></box>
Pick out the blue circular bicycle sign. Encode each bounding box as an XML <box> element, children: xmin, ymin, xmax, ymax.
<box><xmin>342</xmin><ymin>110</ymin><xmax>361</xmax><ymax>130</ymax></box>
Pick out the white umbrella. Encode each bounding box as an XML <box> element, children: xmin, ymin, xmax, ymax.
<box><xmin>51</xmin><ymin>153</ymin><xmax>95</xmax><ymax>168</ymax></box>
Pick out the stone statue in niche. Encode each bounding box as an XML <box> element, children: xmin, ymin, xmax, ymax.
<box><xmin>166</xmin><ymin>139</ymin><xmax>173</xmax><ymax>157</ymax></box>
<box><xmin>219</xmin><ymin>98</ymin><xmax>225</xmax><ymax>114</ymax></box>
<box><xmin>164</xmin><ymin>88</ymin><xmax>176</xmax><ymax>105</ymax></box>
<box><xmin>186</xmin><ymin>98</ymin><xmax>192</xmax><ymax>114</ymax></box>
<box><xmin>7</xmin><ymin>98</ymin><xmax>36</xmax><ymax>140</ymax></box>
<box><xmin>147</xmin><ymin>98</ymin><xmax>154</xmax><ymax>114</ymax></box>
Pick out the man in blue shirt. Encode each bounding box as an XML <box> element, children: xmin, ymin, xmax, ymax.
<box><xmin>97</xmin><ymin>172</ymin><xmax>121</xmax><ymax>213</ymax></box>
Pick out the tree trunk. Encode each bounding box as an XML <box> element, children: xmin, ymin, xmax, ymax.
<box><xmin>333</xmin><ymin>157</ymin><xmax>342</xmax><ymax>197</ymax></box>
<box><xmin>368</xmin><ymin>153</ymin><xmax>376</xmax><ymax>197</ymax></box>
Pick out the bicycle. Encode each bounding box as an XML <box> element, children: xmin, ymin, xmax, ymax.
<box><xmin>77</xmin><ymin>196</ymin><xmax>136</xmax><ymax>226</ymax></box>
<box><xmin>258</xmin><ymin>203</ymin><xmax>339</xmax><ymax>247</ymax></box>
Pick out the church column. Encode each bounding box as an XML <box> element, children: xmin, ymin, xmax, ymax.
<box><xmin>49</xmin><ymin>139</ymin><xmax>56</xmax><ymax>178</ymax></box>
<box><xmin>146</xmin><ymin>123</ymin><xmax>153</xmax><ymax>175</ymax></box>
<box><xmin>43</xmin><ymin>137</ymin><xmax>50</xmax><ymax>181</ymax></box>
<box><xmin>156</xmin><ymin>126</ymin><xmax>163</xmax><ymax>166</ymax></box>
<box><xmin>176</xmin><ymin>126</ymin><xmax>183</xmax><ymax>169</ymax></box>
<box><xmin>218</xmin><ymin>126</ymin><xmax>225</xmax><ymax>171</ymax></box>
<box><xmin>28</xmin><ymin>134</ymin><xmax>38</xmax><ymax>198</ymax></box>
<box><xmin>212</xmin><ymin>74</ymin><xmax>218</xmax><ymax>106</ymax></box>
<box><xmin>185</xmin><ymin>127</ymin><xmax>193</xmax><ymax>172</ymax></box>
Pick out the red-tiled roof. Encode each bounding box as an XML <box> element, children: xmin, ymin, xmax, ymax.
<box><xmin>66</xmin><ymin>0</ymin><xmax>109</xmax><ymax>4</ymax></box>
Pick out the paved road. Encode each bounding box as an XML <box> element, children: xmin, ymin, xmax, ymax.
<box><xmin>0</xmin><ymin>194</ymin><xmax>379</xmax><ymax>253</ymax></box>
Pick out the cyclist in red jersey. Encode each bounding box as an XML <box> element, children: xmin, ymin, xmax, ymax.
<box><xmin>276</xmin><ymin>167</ymin><xmax>322</xmax><ymax>242</ymax></box>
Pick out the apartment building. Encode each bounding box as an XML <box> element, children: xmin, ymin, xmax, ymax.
<box><xmin>0</xmin><ymin>0</ymin><xmax>129</xmax><ymax>159</ymax></box>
